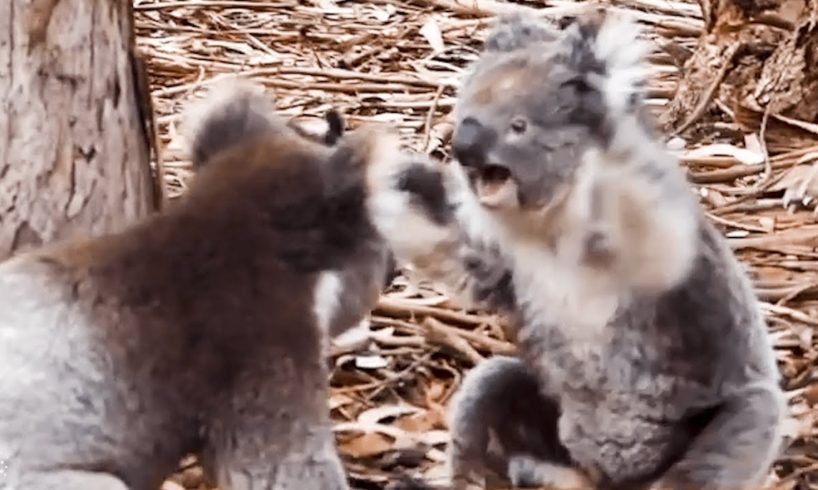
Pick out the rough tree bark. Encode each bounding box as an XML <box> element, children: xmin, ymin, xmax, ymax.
<box><xmin>660</xmin><ymin>0</ymin><xmax>818</xmax><ymax>153</ymax></box>
<box><xmin>0</xmin><ymin>0</ymin><xmax>161</xmax><ymax>260</ymax></box>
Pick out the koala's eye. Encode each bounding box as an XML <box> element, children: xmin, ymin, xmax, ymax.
<box><xmin>510</xmin><ymin>117</ymin><xmax>528</xmax><ymax>134</ymax></box>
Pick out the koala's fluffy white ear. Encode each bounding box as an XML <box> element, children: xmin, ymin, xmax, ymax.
<box><xmin>484</xmin><ymin>14</ymin><xmax>560</xmax><ymax>53</ymax></box>
<box><xmin>557</xmin><ymin>9</ymin><xmax>652</xmax><ymax>115</ymax></box>
<box><xmin>181</xmin><ymin>77</ymin><xmax>286</xmax><ymax>167</ymax></box>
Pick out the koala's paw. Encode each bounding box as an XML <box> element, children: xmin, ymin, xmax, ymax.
<box><xmin>394</xmin><ymin>157</ymin><xmax>455</xmax><ymax>226</ymax></box>
<box><xmin>365</xmin><ymin>148</ymin><xmax>454</xmax><ymax>224</ymax></box>
<box><xmin>508</xmin><ymin>455</ymin><xmax>596</xmax><ymax>490</ymax></box>
<box><xmin>462</xmin><ymin>248</ymin><xmax>515</xmax><ymax>310</ymax></box>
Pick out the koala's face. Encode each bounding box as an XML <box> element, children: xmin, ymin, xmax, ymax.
<box><xmin>454</xmin><ymin>52</ymin><xmax>606</xmax><ymax>212</ymax></box>
<box><xmin>451</xmin><ymin>10</ymin><xmax>648</xmax><ymax>215</ymax></box>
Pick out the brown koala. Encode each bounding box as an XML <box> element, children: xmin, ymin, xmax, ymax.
<box><xmin>366</xmin><ymin>9</ymin><xmax>787</xmax><ymax>490</ymax></box>
<box><xmin>0</xmin><ymin>79</ymin><xmax>404</xmax><ymax>490</ymax></box>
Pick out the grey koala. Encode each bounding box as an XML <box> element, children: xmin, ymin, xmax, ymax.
<box><xmin>365</xmin><ymin>9</ymin><xmax>787</xmax><ymax>490</ymax></box>
<box><xmin>0</xmin><ymin>79</ymin><xmax>406</xmax><ymax>490</ymax></box>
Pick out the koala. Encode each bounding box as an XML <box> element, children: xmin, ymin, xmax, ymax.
<box><xmin>0</xmin><ymin>79</ymin><xmax>405</xmax><ymax>490</ymax></box>
<box><xmin>365</xmin><ymin>9</ymin><xmax>787</xmax><ymax>490</ymax></box>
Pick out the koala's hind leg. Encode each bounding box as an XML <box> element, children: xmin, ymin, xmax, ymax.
<box><xmin>651</xmin><ymin>382</ymin><xmax>786</xmax><ymax>490</ymax></box>
<box><xmin>10</xmin><ymin>470</ymin><xmax>130</xmax><ymax>490</ymax></box>
<box><xmin>447</xmin><ymin>356</ymin><xmax>591</xmax><ymax>490</ymax></box>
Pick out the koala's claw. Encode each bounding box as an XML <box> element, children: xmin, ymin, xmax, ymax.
<box><xmin>782</xmin><ymin>163</ymin><xmax>818</xmax><ymax>214</ymax></box>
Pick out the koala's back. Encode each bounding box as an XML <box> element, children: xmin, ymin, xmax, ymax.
<box><xmin>0</xmin><ymin>227</ymin><xmax>315</xmax><ymax>485</ymax></box>
<box><xmin>0</xmin><ymin>134</ymin><xmax>389</xmax><ymax>489</ymax></box>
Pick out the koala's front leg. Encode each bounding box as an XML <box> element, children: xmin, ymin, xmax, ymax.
<box><xmin>365</xmin><ymin>153</ymin><xmax>514</xmax><ymax>312</ymax></box>
<box><xmin>650</xmin><ymin>382</ymin><xmax>786</xmax><ymax>490</ymax></box>
<box><xmin>203</xmin><ymin>363</ymin><xmax>349</xmax><ymax>490</ymax></box>
<box><xmin>447</xmin><ymin>356</ymin><xmax>593</xmax><ymax>490</ymax></box>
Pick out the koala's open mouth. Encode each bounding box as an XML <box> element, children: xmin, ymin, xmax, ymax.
<box><xmin>473</xmin><ymin>164</ymin><xmax>517</xmax><ymax>208</ymax></box>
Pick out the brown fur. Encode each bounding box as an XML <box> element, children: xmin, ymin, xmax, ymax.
<box><xmin>0</xmin><ymin>81</ymin><xmax>398</xmax><ymax>490</ymax></box>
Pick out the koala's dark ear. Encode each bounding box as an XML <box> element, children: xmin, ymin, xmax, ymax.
<box><xmin>484</xmin><ymin>14</ymin><xmax>559</xmax><ymax>53</ymax></box>
<box><xmin>323</xmin><ymin>109</ymin><xmax>345</xmax><ymax>146</ymax></box>
<box><xmin>182</xmin><ymin>78</ymin><xmax>287</xmax><ymax>168</ymax></box>
<box><xmin>555</xmin><ymin>8</ymin><xmax>651</xmax><ymax>115</ymax></box>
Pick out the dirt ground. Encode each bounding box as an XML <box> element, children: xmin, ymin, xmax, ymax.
<box><xmin>133</xmin><ymin>0</ymin><xmax>818</xmax><ymax>488</ymax></box>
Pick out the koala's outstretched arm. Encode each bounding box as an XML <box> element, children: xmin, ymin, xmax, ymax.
<box><xmin>364</xmin><ymin>152</ymin><xmax>514</xmax><ymax>312</ymax></box>
<box><xmin>651</xmin><ymin>382</ymin><xmax>786</xmax><ymax>490</ymax></box>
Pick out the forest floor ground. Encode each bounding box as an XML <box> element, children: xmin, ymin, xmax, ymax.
<box><xmin>134</xmin><ymin>0</ymin><xmax>818</xmax><ymax>488</ymax></box>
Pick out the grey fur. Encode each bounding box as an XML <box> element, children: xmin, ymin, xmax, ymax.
<box><xmin>483</xmin><ymin>14</ymin><xmax>560</xmax><ymax>54</ymax></box>
<box><xmin>366</xmin><ymin>9</ymin><xmax>786</xmax><ymax>490</ymax></box>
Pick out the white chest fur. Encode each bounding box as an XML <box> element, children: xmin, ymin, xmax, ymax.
<box><xmin>508</xmin><ymin>235</ymin><xmax>624</xmax><ymax>344</ymax></box>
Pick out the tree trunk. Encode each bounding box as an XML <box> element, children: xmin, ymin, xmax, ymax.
<box><xmin>660</xmin><ymin>0</ymin><xmax>818</xmax><ymax>153</ymax></box>
<box><xmin>0</xmin><ymin>0</ymin><xmax>160</xmax><ymax>260</ymax></box>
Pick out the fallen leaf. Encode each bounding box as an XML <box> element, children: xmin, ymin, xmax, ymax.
<box><xmin>683</xmin><ymin>143</ymin><xmax>764</xmax><ymax>165</ymax></box>
<box><xmin>333</xmin><ymin>319</ymin><xmax>372</xmax><ymax>349</ymax></box>
<box><xmin>355</xmin><ymin>354</ymin><xmax>389</xmax><ymax>370</ymax></box>
<box><xmin>338</xmin><ymin>432</ymin><xmax>394</xmax><ymax>458</ymax></box>
<box><xmin>419</xmin><ymin>18</ymin><xmax>445</xmax><ymax>53</ymax></box>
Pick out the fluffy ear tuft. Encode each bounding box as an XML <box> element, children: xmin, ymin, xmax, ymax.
<box><xmin>484</xmin><ymin>13</ymin><xmax>560</xmax><ymax>53</ymax></box>
<box><xmin>323</xmin><ymin>109</ymin><xmax>345</xmax><ymax>146</ymax></box>
<box><xmin>342</xmin><ymin>123</ymin><xmax>404</xmax><ymax>177</ymax></box>
<box><xmin>558</xmin><ymin>8</ymin><xmax>652</xmax><ymax>115</ymax></box>
<box><xmin>181</xmin><ymin>77</ymin><xmax>286</xmax><ymax>167</ymax></box>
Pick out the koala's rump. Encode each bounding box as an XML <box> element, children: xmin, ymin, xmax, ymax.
<box><xmin>0</xmin><ymin>255</ymin><xmax>203</xmax><ymax>485</ymax></box>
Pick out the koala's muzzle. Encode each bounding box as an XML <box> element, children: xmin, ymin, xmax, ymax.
<box><xmin>453</xmin><ymin>117</ymin><xmax>497</xmax><ymax>169</ymax></box>
<box><xmin>453</xmin><ymin>117</ymin><xmax>518</xmax><ymax>208</ymax></box>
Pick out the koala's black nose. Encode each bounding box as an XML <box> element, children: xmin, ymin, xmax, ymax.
<box><xmin>453</xmin><ymin>117</ymin><xmax>494</xmax><ymax>168</ymax></box>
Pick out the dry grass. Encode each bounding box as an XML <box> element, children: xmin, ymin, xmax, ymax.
<box><xmin>133</xmin><ymin>0</ymin><xmax>818</xmax><ymax>488</ymax></box>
